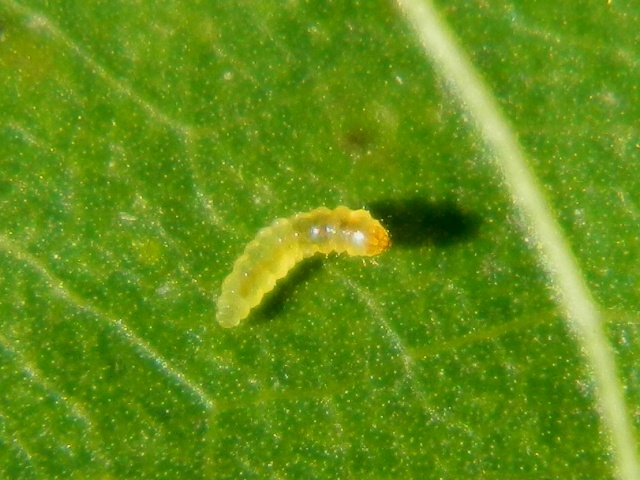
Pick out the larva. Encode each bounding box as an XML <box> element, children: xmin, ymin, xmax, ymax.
<box><xmin>216</xmin><ymin>206</ymin><xmax>391</xmax><ymax>328</ymax></box>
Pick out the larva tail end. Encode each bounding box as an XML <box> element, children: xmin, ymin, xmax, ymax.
<box><xmin>216</xmin><ymin>297</ymin><xmax>246</xmax><ymax>328</ymax></box>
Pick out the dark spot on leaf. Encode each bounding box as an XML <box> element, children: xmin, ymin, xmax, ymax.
<box><xmin>343</xmin><ymin>127</ymin><xmax>373</xmax><ymax>150</ymax></box>
<box><xmin>0</xmin><ymin>179</ymin><xmax>13</xmax><ymax>197</ymax></box>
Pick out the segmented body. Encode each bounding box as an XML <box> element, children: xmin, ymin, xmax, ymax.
<box><xmin>216</xmin><ymin>206</ymin><xmax>391</xmax><ymax>328</ymax></box>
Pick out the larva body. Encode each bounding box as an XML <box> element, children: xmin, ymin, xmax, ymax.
<box><xmin>216</xmin><ymin>206</ymin><xmax>391</xmax><ymax>328</ymax></box>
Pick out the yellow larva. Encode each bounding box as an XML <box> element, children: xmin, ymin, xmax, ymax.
<box><xmin>216</xmin><ymin>206</ymin><xmax>391</xmax><ymax>328</ymax></box>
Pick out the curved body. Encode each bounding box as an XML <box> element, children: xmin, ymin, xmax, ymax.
<box><xmin>216</xmin><ymin>206</ymin><xmax>391</xmax><ymax>327</ymax></box>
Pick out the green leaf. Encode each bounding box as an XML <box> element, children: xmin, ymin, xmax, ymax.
<box><xmin>1</xmin><ymin>0</ymin><xmax>638</xmax><ymax>478</ymax></box>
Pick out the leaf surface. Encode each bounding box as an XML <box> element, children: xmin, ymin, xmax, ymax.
<box><xmin>1</xmin><ymin>0</ymin><xmax>638</xmax><ymax>478</ymax></box>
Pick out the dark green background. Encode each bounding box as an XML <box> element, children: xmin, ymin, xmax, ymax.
<box><xmin>1</xmin><ymin>0</ymin><xmax>638</xmax><ymax>478</ymax></box>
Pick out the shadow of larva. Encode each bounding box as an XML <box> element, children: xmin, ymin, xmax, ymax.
<box><xmin>251</xmin><ymin>257</ymin><xmax>325</xmax><ymax>325</ymax></box>
<box><xmin>369</xmin><ymin>197</ymin><xmax>481</xmax><ymax>248</ymax></box>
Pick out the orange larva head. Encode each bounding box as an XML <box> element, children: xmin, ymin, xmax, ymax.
<box><xmin>360</xmin><ymin>220</ymin><xmax>391</xmax><ymax>256</ymax></box>
<box><xmin>342</xmin><ymin>214</ymin><xmax>391</xmax><ymax>257</ymax></box>
<box><xmin>369</xmin><ymin>221</ymin><xmax>391</xmax><ymax>255</ymax></box>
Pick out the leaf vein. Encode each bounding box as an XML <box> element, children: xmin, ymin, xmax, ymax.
<box><xmin>394</xmin><ymin>1</ymin><xmax>640</xmax><ymax>478</ymax></box>
<box><xmin>0</xmin><ymin>233</ymin><xmax>216</xmax><ymax>412</ymax></box>
<box><xmin>3</xmin><ymin>0</ymin><xmax>194</xmax><ymax>136</ymax></box>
